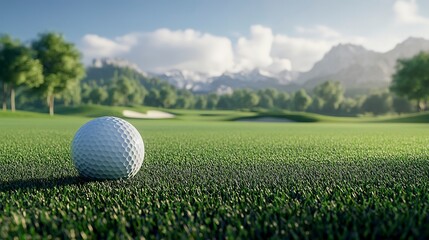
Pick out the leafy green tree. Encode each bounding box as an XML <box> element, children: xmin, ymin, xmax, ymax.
<box><xmin>206</xmin><ymin>94</ymin><xmax>219</xmax><ymax>110</ymax></box>
<box><xmin>81</xmin><ymin>82</ymin><xmax>93</xmax><ymax>103</ymax></box>
<box><xmin>0</xmin><ymin>35</ymin><xmax>43</xmax><ymax>111</ymax></box>
<box><xmin>256</xmin><ymin>88</ymin><xmax>278</xmax><ymax>109</ymax></box>
<box><xmin>392</xmin><ymin>96</ymin><xmax>414</xmax><ymax>115</ymax></box>
<box><xmin>361</xmin><ymin>92</ymin><xmax>393</xmax><ymax>115</ymax></box>
<box><xmin>339</xmin><ymin>98</ymin><xmax>358</xmax><ymax>115</ymax></box>
<box><xmin>293</xmin><ymin>89</ymin><xmax>312</xmax><ymax>111</ymax></box>
<box><xmin>174</xmin><ymin>90</ymin><xmax>195</xmax><ymax>109</ymax></box>
<box><xmin>262</xmin><ymin>88</ymin><xmax>279</xmax><ymax>101</ymax></box>
<box><xmin>146</xmin><ymin>89</ymin><xmax>161</xmax><ymax>107</ymax></box>
<box><xmin>32</xmin><ymin>32</ymin><xmax>85</xmax><ymax>115</ymax></box>
<box><xmin>258</xmin><ymin>95</ymin><xmax>274</xmax><ymax>109</ymax></box>
<box><xmin>160</xmin><ymin>87</ymin><xmax>177</xmax><ymax>108</ymax></box>
<box><xmin>275</xmin><ymin>92</ymin><xmax>291</xmax><ymax>109</ymax></box>
<box><xmin>58</xmin><ymin>84</ymin><xmax>81</xmax><ymax>106</ymax></box>
<box><xmin>313</xmin><ymin>81</ymin><xmax>344</xmax><ymax>113</ymax></box>
<box><xmin>113</xmin><ymin>76</ymin><xmax>133</xmax><ymax>105</ymax></box>
<box><xmin>195</xmin><ymin>96</ymin><xmax>208</xmax><ymax>109</ymax></box>
<box><xmin>89</xmin><ymin>88</ymin><xmax>108</xmax><ymax>105</ymax></box>
<box><xmin>390</xmin><ymin>52</ymin><xmax>429</xmax><ymax>111</ymax></box>
<box><xmin>243</xmin><ymin>91</ymin><xmax>260</xmax><ymax>108</ymax></box>
<box><xmin>129</xmin><ymin>85</ymin><xmax>147</xmax><ymax>106</ymax></box>
<box><xmin>308</xmin><ymin>97</ymin><xmax>325</xmax><ymax>113</ymax></box>
<box><xmin>217</xmin><ymin>95</ymin><xmax>233</xmax><ymax>109</ymax></box>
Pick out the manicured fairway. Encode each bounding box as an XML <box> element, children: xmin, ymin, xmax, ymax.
<box><xmin>1</xmin><ymin>117</ymin><xmax>429</xmax><ymax>239</ymax></box>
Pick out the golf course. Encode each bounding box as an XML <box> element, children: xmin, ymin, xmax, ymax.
<box><xmin>1</xmin><ymin>108</ymin><xmax>429</xmax><ymax>239</ymax></box>
<box><xmin>3</xmin><ymin>1</ymin><xmax>429</xmax><ymax>238</ymax></box>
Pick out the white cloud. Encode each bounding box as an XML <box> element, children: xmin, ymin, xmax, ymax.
<box><xmin>82</xmin><ymin>29</ymin><xmax>235</xmax><ymax>76</ymax></box>
<box><xmin>265</xmin><ymin>58</ymin><xmax>292</xmax><ymax>73</ymax></box>
<box><xmin>235</xmin><ymin>25</ymin><xmax>274</xmax><ymax>71</ymax></box>
<box><xmin>394</xmin><ymin>0</ymin><xmax>429</xmax><ymax>25</ymax></box>
<box><xmin>81</xmin><ymin>25</ymin><xmax>364</xmax><ymax>74</ymax></box>
<box><xmin>271</xmin><ymin>35</ymin><xmax>332</xmax><ymax>71</ymax></box>
<box><xmin>81</xmin><ymin>34</ymin><xmax>130</xmax><ymax>58</ymax></box>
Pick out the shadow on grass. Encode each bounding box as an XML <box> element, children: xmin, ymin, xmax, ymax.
<box><xmin>0</xmin><ymin>176</ymin><xmax>97</xmax><ymax>192</ymax></box>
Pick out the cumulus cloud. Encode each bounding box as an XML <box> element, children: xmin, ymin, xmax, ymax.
<box><xmin>271</xmin><ymin>35</ymin><xmax>332</xmax><ymax>72</ymax></box>
<box><xmin>82</xmin><ymin>29</ymin><xmax>234</xmax><ymax>76</ymax></box>
<box><xmin>81</xmin><ymin>34</ymin><xmax>130</xmax><ymax>58</ymax></box>
<box><xmin>235</xmin><ymin>25</ymin><xmax>274</xmax><ymax>71</ymax></box>
<box><xmin>80</xmin><ymin>25</ymin><xmax>367</xmax><ymax>75</ymax></box>
<box><xmin>394</xmin><ymin>0</ymin><xmax>429</xmax><ymax>25</ymax></box>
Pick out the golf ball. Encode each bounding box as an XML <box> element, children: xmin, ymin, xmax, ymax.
<box><xmin>71</xmin><ymin>116</ymin><xmax>144</xmax><ymax>179</ymax></box>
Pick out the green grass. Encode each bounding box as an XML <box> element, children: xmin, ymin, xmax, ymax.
<box><xmin>56</xmin><ymin>105</ymin><xmax>134</xmax><ymax>118</ymax></box>
<box><xmin>0</xmin><ymin>110</ymin><xmax>51</xmax><ymax>118</ymax></box>
<box><xmin>379</xmin><ymin>111</ymin><xmax>429</xmax><ymax>123</ymax></box>
<box><xmin>1</xmin><ymin>115</ymin><xmax>429</xmax><ymax>239</ymax></box>
<box><xmin>30</xmin><ymin>104</ymin><xmax>429</xmax><ymax>123</ymax></box>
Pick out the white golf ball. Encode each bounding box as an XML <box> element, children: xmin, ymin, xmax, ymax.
<box><xmin>71</xmin><ymin>116</ymin><xmax>145</xmax><ymax>179</ymax></box>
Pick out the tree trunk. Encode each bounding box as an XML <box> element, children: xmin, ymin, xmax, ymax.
<box><xmin>49</xmin><ymin>95</ymin><xmax>55</xmax><ymax>116</ymax></box>
<box><xmin>2</xmin><ymin>82</ymin><xmax>6</xmax><ymax>111</ymax></box>
<box><xmin>418</xmin><ymin>99</ymin><xmax>426</xmax><ymax>112</ymax></box>
<box><xmin>423</xmin><ymin>98</ymin><xmax>428</xmax><ymax>111</ymax></box>
<box><xmin>10</xmin><ymin>86</ymin><xmax>15</xmax><ymax>112</ymax></box>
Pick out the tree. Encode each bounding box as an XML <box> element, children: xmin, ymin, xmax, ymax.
<box><xmin>89</xmin><ymin>88</ymin><xmax>108</xmax><ymax>105</ymax></box>
<box><xmin>195</xmin><ymin>96</ymin><xmax>207</xmax><ymax>109</ymax></box>
<box><xmin>293</xmin><ymin>89</ymin><xmax>312</xmax><ymax>111</ymax></box>
<box><xmin>392</xmin><ymin>96</ymin><xmax>414</xmax><ymax>115</ymax></box>
<box><xmin>258</xmin><ymin>95</ymin><xmax>274</xmax><ymax>109</ymax></box>
<box><xmin>116</xmin><ymin>76</ymin><xmax>133</xmax><ymax>105</ymax></box>
<box><xmin>32</xmin><ymin>32</ymin><xmax>85</xmax><ymax>115</ymax></box>
<box><xmin>174</xmin><ymin>90</ymin><xmax>195</xmax><ymax>109</ymax></box>
<box><xmin>206</xmin><ymin>94</ymin><xmax>219</xmax><ymax>110</ymax></box>
<box><xmin>0</xmin><ymin>35</ymin><xmax>12</xmax><ymax>111</ymax></box>
<box><xmin>390</xmin><ymin>52</ymin><xmax>429</xmax><ymax>111</ymax></box>
<box><xmin>243</xmin><ymin>91</ymin><xmax>260</xmax><ymax>108</ymax></box>
<box><xmin>0</xmin><ymin>35</ymin><xmax>43</xmax><ymax>111</ymax></box>
<box><xmin>262</xmin><ymin>88</ymin><xmax>279</xmax><ymax>101</ymax></box>
<box><xmin>308</xmin><ymin>97</ymin><xmax>325</xmax><ymax>113</ymax></box>
<box><xmin>339</xmin><ymin>98</ymin><xmax>357</xmax><ymax>115</ymax></box>
<box><xmin>146</xmin><ymin>89</ymin><xmax>161</xmax><ymax>107</ymax></box>
<box><xmin>313</xmin><ymin>81</ymin><xmax>344</xmax><ymax>113</ymax></box>
<box><xmin>160</xmin><ymin>87</ymin><xmax>176</xmax><ymax>108</ymax></box>
<box><xmin>275</xmin><ymin>92</ymin><xmax>291</xmax><ymax>109</ymax></box>
<box><xmin>361</xmin><ymin>92</ymin><xmax>393</xmax><ymax>115</ymax></box>
<box><xmin>217</xmin><ymin>95</ymin><xmax>233</xmax><ymax>109</ymax></box>
<box><xmin>231</xmin><ymin>89</ymin><xmax>259</xmax><ymax>109</ymax></box>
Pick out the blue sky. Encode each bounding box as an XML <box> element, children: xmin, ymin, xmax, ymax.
<box><xmin>2</xmin><ymin>0</ymin><xmax>429</xmax><ymax>74</ymax></box>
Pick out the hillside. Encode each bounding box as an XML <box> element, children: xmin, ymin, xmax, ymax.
<box><xmin>150</xmin><ymin>37</ymin><xmax>429</xmax><ymax>92</ymax></box>
<box><xmin>300</xmin><ymin>37</ymin><xmax>429</xmax><ymax>89</ymax></box>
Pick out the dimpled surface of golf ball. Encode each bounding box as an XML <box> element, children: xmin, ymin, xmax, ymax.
<box><xmin>71</xmin><ymin>116</ymin><xmax>144</xmax><ymax>179</ymax></box>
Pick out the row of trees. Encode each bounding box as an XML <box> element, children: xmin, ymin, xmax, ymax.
<box><xmin>79</xmin><ymin>67</ymin><xmax>414</xmax><ymax>116</ymax></box>
<box><xmin>1</xmin><ymin>32</ymin><xmax>427</xmax><ymax>116</ymax></box>
<box><xmin>183</xmin><ymin>83</ymin><xmax>414</xmax><ymax>116</ymax></box>
<box><xmin>0</xmin><ymin>33</ymin><xmax>84</xmax><ymax>115</ymax></box>
<box><xmin>76</xmin><ymin>50</ymin><xmax>426</xmax><ymax>116</ymax></box>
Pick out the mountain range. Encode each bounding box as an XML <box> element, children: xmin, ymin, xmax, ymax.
<box><xmin>92</xmin><ymin>37</ymin><xmax>429</xmax><ymax>93</ymax></box>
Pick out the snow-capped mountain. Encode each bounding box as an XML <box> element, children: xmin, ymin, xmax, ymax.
<box><xmin>154</xmin><ymin>68</ymin><xmax>301</xmax><ymax>93</ymax></box>
<box><xmin>94</xmin><ymin>37</ymin><xmax>429</xmax><ymax>93</ymax></box>
<box><xmin>153</xmin><ymin>69</ymin><xmax>211</xmax><ymax>90</ymax></box>
<box><xmin>300</xmin><ymin>37</ymin><xmax>429</xmax><ymax>88</ymax></box>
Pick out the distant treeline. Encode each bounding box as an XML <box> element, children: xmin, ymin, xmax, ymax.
<box><xmin>16</xmin><ymin>63</ymin><xmax>417</xmax><ymax>116</ymax></box>
<box><xmin>2</xmin><ymin>32</ymin><xmax>428</xmax><ymax>116</ymax></box>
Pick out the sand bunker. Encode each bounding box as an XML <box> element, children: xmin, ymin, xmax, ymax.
<box><xmin>237</xmin><ymin>117</ymin><xmax>294</xmax><ymax>122</ymax></box>
<box><xmin>122</xmin><ymin>110</ymin><xmax>175</xmax><ymax>119</ymax></box>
